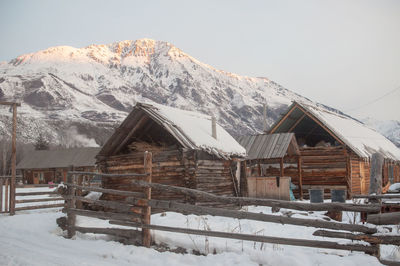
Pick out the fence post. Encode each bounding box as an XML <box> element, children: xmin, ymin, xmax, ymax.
<box><xmin>67</xmin><ymin>166</ymin><xmax>76</xmax><ymax>238</ymax></box>
<box><xmin>142</xmin><ymin>151</ymin><xmax>152</xmax><ymax>247</ymax></box>
<box><xmin>0</xmin><ymin>178</ymin><xmax>3</xmax><ymax>212</ymax></box>
<box><xmin>76</xmin><ymin>174</ymin><xmax>83</xmax><ymax>209</ymax></box>
<box><xmin>5</xmin><ymin>178</ymin><xmax>9</xmax><ymax>212</ymax></box>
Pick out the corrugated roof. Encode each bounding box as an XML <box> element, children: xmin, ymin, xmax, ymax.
<box><xmin>17</xmin><ymin>147</ymin><xmax>101</xmax><ymax>169</ymax></box>
<box><xmin>236</xmin><ymin>133</ymin><xmax>295</xmax><ymax>160</ymax></box>
<box><xmin>98</xmin><ymin>102</ymin><xmax>246</xmax><ymax>159</ymax></box>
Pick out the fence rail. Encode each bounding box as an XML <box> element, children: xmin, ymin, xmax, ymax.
<box><xmin>58</xmin><ymin>152</ymin><xmax>400</xmax><ymax>260</ymax></box>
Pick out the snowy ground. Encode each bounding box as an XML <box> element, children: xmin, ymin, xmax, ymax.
<box><xmin>0</xmin><ymin>188</ymin><xmax>399</xmax><ymax>265</ymax></box>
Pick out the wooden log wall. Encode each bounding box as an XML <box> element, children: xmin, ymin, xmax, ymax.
<box><xmin>297</xmin><ymin>146</ymin><xmax>348</xmax><ymax>198</ymax></box>
<box><xmin>99</xmin><ymin>149</ymin><xmax>190</xmax><ymax>203</ymax></box>
<box><xmin>98</xmin><ymin>147</ymin><xmax>236</xmax><ymax>208</ymax></box>
<box><xmin>195</xmin><ymin>159</ymin><xmax>236</xmax><ymax>207</ymax></box>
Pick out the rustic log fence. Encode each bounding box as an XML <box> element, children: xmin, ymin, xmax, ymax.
<box><xmin>59</xmin><ymin>152</ymin><xmax>400</xmax><ymax>260</ymax></box>
<box><xmin>14</xmin><ymin>183</ymin><xmax>64</xmax><ymax>212</ymax></box>
<box><xmin>62</xmin><ymin>151</ymin><xmax>153</xmax><ymax>247</ymax></box>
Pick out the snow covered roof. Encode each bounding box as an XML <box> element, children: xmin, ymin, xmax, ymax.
<box><xmin>98</xmin><ymin>102</ymin><xmax>246</xmax><ymax>159</ymax></box>
<box><xmin>17</xmin><ymin>147</ymin><xmax>101</xmax><ymax>169</ymax></box>
<box><xmin>270</xmin><ymin>101</ymin><xmax>400</xmax><ymax>161</ymax></box>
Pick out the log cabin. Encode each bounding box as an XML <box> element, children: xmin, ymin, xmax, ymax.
<box><xmin>268</xmin><ymin>101</ymin><xmax>400</xmax><ymax>198</ymax></box>
<box><xmin>236</xmin><ymin>133</ymin><xmax>301</xmax><ymax>199</ymax></box>
<box><xmin>17</xmin><ymin>147</ymin><xmax>101</xmax><ymax>184</ymax></box>
<box><xmin>96</xmin><ymin>102</ymin><xmax>246</xmax><ymax>207</ymax></box>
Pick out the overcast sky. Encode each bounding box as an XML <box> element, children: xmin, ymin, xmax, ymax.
<box><xmin>1</xmin><ymin>0</ymin><xmax>399</xmax><ymax>120</ymax></box>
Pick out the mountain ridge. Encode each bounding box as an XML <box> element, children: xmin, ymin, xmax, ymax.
<box><xmin>0</xmin><ymin>38</ymin><xmax>398</xmax><ymax>148</ymax></box>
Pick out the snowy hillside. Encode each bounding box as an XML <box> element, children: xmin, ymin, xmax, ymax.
<box><xmin>362</xmin><ymin>118</ymin><xmax>400</xmax><ymax>148</ymax></box>
<box><xmin>0</xmin><ymin>38</ymin><xmax>397</xmax><ymax>147</ymax></box>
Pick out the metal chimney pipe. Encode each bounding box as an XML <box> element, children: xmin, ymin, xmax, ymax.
<box><xmin>212</xmin><ymin>115</ymin><xmax>217</xmax><ymax>139</ymax></box>
<box><xmin>263</xmin><ymin>103</ymin><xmax>267</xmax><ymax>132</ymax></box>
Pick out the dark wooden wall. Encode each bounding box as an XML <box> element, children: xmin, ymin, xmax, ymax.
<box><xmin>98</xmin><ymin>146</ymin><xmax>237</xmax><ymax>207</ymax></box>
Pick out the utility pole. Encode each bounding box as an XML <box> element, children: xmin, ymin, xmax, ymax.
<box><xmin>0</xmin><ymin>101</ymin><xmax>21</xmax><ymax>215</ymax></box>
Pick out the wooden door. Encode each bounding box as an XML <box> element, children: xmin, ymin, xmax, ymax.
<box><xmin>33</xmin><ymin>172</ymin><xmax>39</xmax><ymax>184</ymax></box>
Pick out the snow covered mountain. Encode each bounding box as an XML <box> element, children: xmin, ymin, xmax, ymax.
<box><xmin>362</xmin><ymin>118</ymin><xmax>400</xmax><ymax>148</ymax></box>
<box><xmin>0</xmin><ymin>38</ymin><xmax>397</xmax><ymax>147</ymax></box>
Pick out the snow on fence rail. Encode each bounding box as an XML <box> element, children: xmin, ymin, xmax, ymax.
<box><xmin>57</xmin><ymin>151</ymin><xmax>400</xmax><ymax>259</ymax></box>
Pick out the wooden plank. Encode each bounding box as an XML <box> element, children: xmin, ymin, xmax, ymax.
<box><xmin>15</xmin><ymin>203</ymin><xmax>64</xmax><ymax>211</ymax></box>
<box><xmin>110</xmin><ymin>220</ymin><xmax>378</xmax><ymax>254</ymax></box>
<box><xmin>68</xmin><ymin>171</ymin><xmax>148</xmax><ymax>178</ymax></box>
<box><xmin>10</xmin><ymin>103</ymin><xmax>17</xmax><ymax>215</ymax></box>
<box><xmin>132</xmin><ymin>198</ymin><xmax>376</xmax><ymax>234</ymax></box>
<box><xmin>313</xmin><ymin>230</ymin><xmax>400</xmax><ymax>245</ymax></box>
<box><xmin>142</xmin><ymin>152</ymin><xmax>152</xmax><ymax>248</ymax></box>
<box><xmin>353</xmin><ymin>194</ymin><xmax>400</xmax><ymax>199</ymax></box>
<box><xmin>298</xmin><ymin>157</ymin><xmax>303</xmax><ymax>199</ymax></box>
<box><xmin>66</xmin><ymin>184</ymin><xmax>145</xmax><ymax>198</ymax></box>
<box><xmin>16</xmin><ymin>191</ymin><xmax>58</xmax><ymax>196</ymax></box>
<box><xmin>15</xmin><ymin>197</ymin><xmax>64</xmax><ymax>203</ymax></box>
<box><xmin>5</xmin><ymin>178</ymin><xmax>9</xmax><ymax>212</ymax></box>
<box><xmin>67</xmin><ymin>195</ymin><xmax>144</xmax><ymax>215</ymax></box>
<box><xmin>130</xmin><ymin>179</ymin><xmax>381</xmax><ymax>213</ymax></box>
<box><xmin>67</xmin><ymin>208</ymin><xmax>141</xmax><ymax>221</ymax></box>
<box><xmin>367</xmin><ymin>212</ymin><xmax>400</xmax><ymax>225</ymax></box>
<box><xmin>247</xmin><ymin>177</ymin><xmax>257</xmax><ymax>197</ymax></box>
<box><xmin>74</xmin><ymin>226</ymin><xmax>141</xmax><ymax>240</ymax></box>
<box><xmin>67</xmin><ymin>170</ymin><xmax>76</xmax><ymax>239</ymax></box>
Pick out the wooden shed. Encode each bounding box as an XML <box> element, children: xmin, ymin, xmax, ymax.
<box><xmin>268</xmin><ymin>101</ymin><xmax>400</xmax><ymax>197</ymax></box>
<box><xmin>96</xmin><ymin>102</ymin><xmax>246</xmax><ymax>207</ymax></box>
<box><xmin>17</xmin><ymin>147</ymin><xmax>101</xmax><ymax>184</ymax></box>
<box><xmin>236</xmin><ymin>133</ymin><xmax>301</xmax><ymax>199</ymax></box>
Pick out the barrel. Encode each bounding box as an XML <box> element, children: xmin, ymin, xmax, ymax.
<box><xmin>309</xmin><ymin>189</ymin><xmax>324</xmax><ymax>203</ymax></box>
<box><xmin>331</xmin><ymin>189</ymin><xmax>346</xmax><ymax>203</ymax></box>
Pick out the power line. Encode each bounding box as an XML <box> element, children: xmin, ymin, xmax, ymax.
<box><xmin>345</xmin><ymin>85</ymin><xmax>400</xmax><ymax>112</ymax></box>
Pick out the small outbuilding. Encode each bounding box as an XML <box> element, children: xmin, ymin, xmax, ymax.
<box><xmin>96</xmin><ymin>102</ymin><xmax>246</xmax><ymax>207</ymax></box>
<box><xmin>268</xmin><ymin>101</ymin><xmax>400</xmax><ymax>197</ymax></box>
<box><xmin>236</xmin><ymin>133</ymin><xmax>301</xmax><ymax>200</ymax></box>
<box><xmin>17</xmin><ymin>147</ymin><xmax>101</xmax><ymax>184</ymax></box>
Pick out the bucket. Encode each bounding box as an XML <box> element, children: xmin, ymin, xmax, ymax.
<box><xmin>309</xmin><ymin>189</ymin><xmax>324</xmax><ymax>203</ymax></box>
<box><xmin>331</xmin><ymin>189</ymin><xmax>346</xmax><ymax>203</ymax></box>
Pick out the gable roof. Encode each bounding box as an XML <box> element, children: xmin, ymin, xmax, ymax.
<box><xmin>236</xmin><ymin>133</ymin><xmax>299</xmax><ymax>160</ymax></box>
<box><xmin>269</xmin><ymin>101</ymin><xmax>400</xmax><ymax>161</ymax></box>
<box><xmin>98</xmin><ymin>102</ymin><xmax>246</xmax><ymax>159</ymax></box>
<box><xmin>17</xmin><ymin>147</ymin><xmax>101</xmax><ymax>170</ymax></box>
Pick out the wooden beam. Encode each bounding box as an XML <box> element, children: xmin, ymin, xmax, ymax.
<box><xmin>0</xmin><ymin>102</ymin><xmax>21</xmax><ymax>106</ymax></box>
<box><xmin>132</xmin><ymin>197</ymin><xmax>377</xmax><ymax>234</ymax></box>
<box><xmin>142</xmin><ymin>152</ymin><xmax>152</xmax><ymax>248</ymax></box>
<box><xmin>130</xmin><ymin>179</ymin><xmax>381</xmax><ymax>213</ymax></box>
<box><xmin>298</xmin><ymin>156</ymin><xmax>303</xmax><ymax>200</ymax></box>
<box><xmin>14</xmin><ymin>203</ymin><xmax>64</xmax><ymax>211</ymax></box>
<box><xmin>313</xmin><ymin>230</ymin><xmax>400</xmax><ymax>245</ymax></box>
<box><xmin>288</xmin><ymin>113</ymin><xmax>306</xmax><ymax>132</ymax></box>
<box><xmin>10</xmin><ymin>103</ymin><xmax>17</xmax><ymax>215</ymax></box>
<box><xmin>110</xmin><ymin>220</ymin><xmax>378</xmax><ymax>254</ymax></box>
<box><xmin>269</xmin><ymin>106</ymin><xmax>297</xmax><ymax>134</ymax></box>
<box><xmin>113</xmin><ymin>115</ymin><xmax>148</xmax><ymax>156</ymax></box>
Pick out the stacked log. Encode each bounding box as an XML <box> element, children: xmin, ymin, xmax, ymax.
<box><xmin>297</xmin><ymin>146</ymin><xmax>348</xmax><ymax>198</ymax></box>
<box><xmin>98</xmin><ymin>147</ymin><xmax>236</xmax><ymax>209</ymax></box>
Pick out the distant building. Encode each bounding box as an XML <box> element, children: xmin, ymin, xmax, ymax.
<box><xmin>17</xmin><ymin>147</ymin><xmax>101</xmax><ymax>184</ymax></box>
<box><xmin>267</xmin><ymin>101</ymin><xmax>400</xmax><ymax>197</ymax></box>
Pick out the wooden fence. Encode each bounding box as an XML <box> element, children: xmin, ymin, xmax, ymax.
<box><xmin>60</xmin><ymin>153</ymin><xmax>400</xmax><ymax>260</ymax></box>
<box><xmin>1</xmin><ymin>175</ymin><xmax>65</xmax><ymax>213</ymax></box>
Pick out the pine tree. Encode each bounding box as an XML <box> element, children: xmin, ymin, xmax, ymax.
<box><xmin>34</xmin><ymin>133</ymin><xmax>49</xmax><ymax>150</ymax></box>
